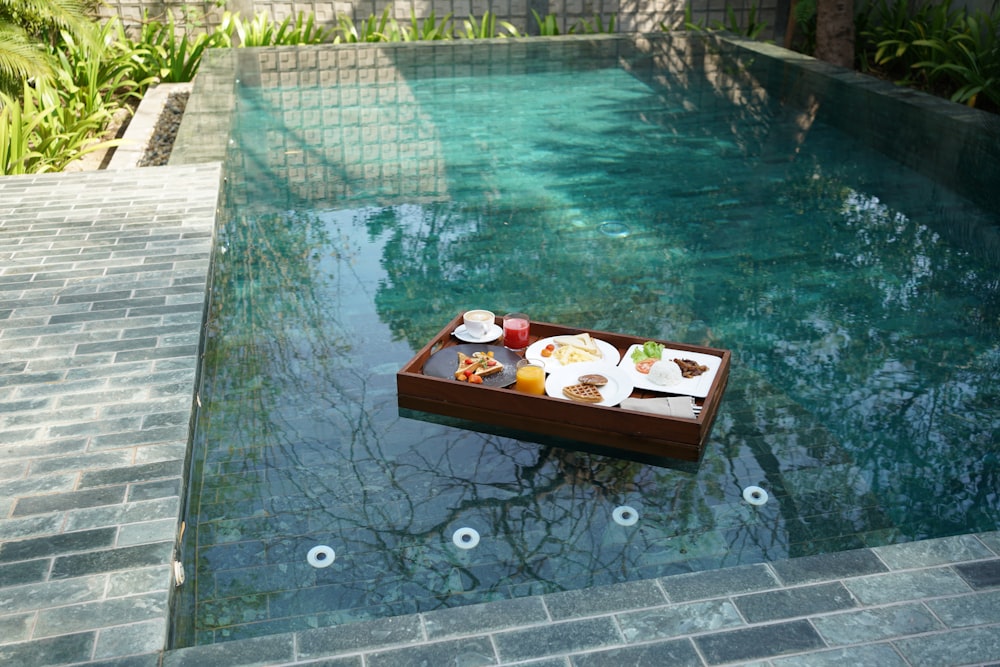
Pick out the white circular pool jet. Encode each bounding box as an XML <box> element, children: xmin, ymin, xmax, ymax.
<box><xmin>743</xmin><ymin>486</ymin><xmax>769</xmax><ymax>506</ymax></box>
<box><xmin>452</xmin><ymin>527</ymin><xmax>480</xmax><ymax>550</ymax></box>
<box><xmin>307</xmin><ymin>545</ymin><xmax>336</xmax><ymax>568</ymax></box>
<box><xmin>612</xmin><ymin>505</ymin><xmax>639</xmax><ymax>526</ymax></box>
<box><xmin>599</xmin><ymin>221</ymin><xmax>631</xmax><ymax>238</ymax></box>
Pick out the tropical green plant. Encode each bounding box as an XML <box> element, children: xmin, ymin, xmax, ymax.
<box><xmin>396</xmin><ymin>9</ymin><xmax>455</xmax><ymax>41</ymax></box>
<box><xmin>910</xmin><ymin>13</ymin><xmax>1000</xmax><ymax>108</ymax></box>
<box><xmin>0</xmin><ymin>88</ymin><xmax>48</xmax><ymax>173</ymax></box>
<box><xmin>0</xmin><ymin>80</ymin><xmax>121</xmax><ymax>174</ymax></box>
<box><xmin>860</xmin><ymin>0</ymin><xmax>999</xmax><ymax>109</ymax></box>
<box><xmin>572</xmin><ymin>14</ymin><xmax>617</xmax><ymax>34</ymax></box>
<box><xmin>533</xmin><ymin>11</ymin><xmax>563</xmax><ymax>36</ymax></box>
<box><xmin>128</xmin><ymin>10</ymin><xmax>225</xmax><ymax>83</ymax></box>
<box><xmin>459</xmin><ymin>11</ymin><xmax>521</xmax><ymax>39</ymax></box>
<box><xmin>670</xmin><ymin>4</ymin><xmax>768</xmax><ymax>40</ymax></box>
<box><xmin>334</xmin><ymin>7</ymin><xmax>398</xmax><ymax>43</ymax></box>
<box><xmin>227</xmin><ymin>10</ymin><xmax>333</xmax><ymax>46</ymax></box>
<box><xmin>51</xmin><ymin>19</ymin><xmax>150</xmax><ymax>119</ymax></box>
<box><xmin>0</xmin><ymin>0</ymin><xmax>98</xmax><ymax>94</ymax></box>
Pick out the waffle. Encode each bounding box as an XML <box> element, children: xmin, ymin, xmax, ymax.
<box><xmin>563</xmin><ymin>383</ymin><xmax>604</xmax><ymax>403</ymax></box>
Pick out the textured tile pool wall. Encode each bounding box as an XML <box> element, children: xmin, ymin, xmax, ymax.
<box><xmin>169</xmin><ymin>33</ymin><xmax>1000</xmax><ymax>651</ymax></box>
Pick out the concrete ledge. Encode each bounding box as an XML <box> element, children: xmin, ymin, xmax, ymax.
<box><xmin>106</xmin><ymin>83</ymin><xmax>194</xmax><ymax>170</ymax></box>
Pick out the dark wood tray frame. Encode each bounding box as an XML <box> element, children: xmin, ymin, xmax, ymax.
<box><xmin>397</xmin><ymin>313</ymin><xmax>731</xmax><ymax>462</ymax></box>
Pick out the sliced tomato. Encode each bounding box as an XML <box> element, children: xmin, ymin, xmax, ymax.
<box><xmin>469</xmin><ymin>374</ymin><xmax>484</xmax><ymax>384</ymax></box>
<box><xmin>635</xmin><ymin>359</ymin><xmax>658</xmax><ymax>374</ymax></box>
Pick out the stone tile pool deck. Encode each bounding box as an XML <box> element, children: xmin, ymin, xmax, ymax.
<box><xmin>2</xmin><ymin>164</ymin><xmax>999</xmax><ymax>667</ymax></box>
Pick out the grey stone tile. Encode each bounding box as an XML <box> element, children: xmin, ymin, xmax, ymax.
<box><xmin>894</xmin><ymin>624</ymin><xmax>1000</xmax><ymax>666</ymax></box>
<box><xmin>693</xmin><ymin>619</ymin><xmax>825</xmax><ymax>665</ymax></box>
<box><xmin>770</xmin><ymin>643</ymin><xmax>909</xmax><ymax>666</ymax></box>
<box><xmin>874</xmin><ymin>534</ymin><xmax>995</xmax><ymax>569</ymax></box>
<box><xmin>0</xmin><ymin>558</ymin><xmax>50</xmax><ymax>586</ymax></box>
<box><xmin>0</xmin><ymin>471</ymin><xmax>79</xmax><ymax>501</ymax></box>
<box><xmin>162</xmin><ymin>634</ymin><xmax>295</xmax><ymax>667</ymax></box>
<box><xmin>0</xmin><ymin>527</ymin><xmax>117</xmax><ymax>562</ymax></box>
<box><xmin>659</xmin><ymin>562</ymin><xmax>779</xmax><ymax>602</ymax></box>
<box><xmin>617</xmin><ymin>599</ymin><xmax>744</xmax><ymax>642</ymax></box>
<box><xmin>846</xmin><ymin>566</ymin><xmax>974</xmax><ymax>605</ymax></box>
<box><xmin>2</xmin><ymin>575</ymin><xmax>107</xmax><ymax>613</ymax></box>
<box><xmin>493</xmin><ymin>617</ymin><xmax>622</xmax><ymax>663</ymax></box>
<box><xmin>87</xmin><ymin>653</ymin><xmax>163</xmax><ymax>667</ymax></box>
<box><xmin>0</xmin><ymin>513</ymin><xmax>63</xmax><ymax>541</ymax></box>
<box><xmin>63</xmin><ymin>496</ymin><xmax>179</xmax><ymax>532</ymax></box>
<box><xmin>29</xmin><ymin>450</ymin><xmax>134</xmax><ymax>476</ymax></box>
<box><xmin>926</xmin><ymin>589</ymin><xmax>1000</xmax><ymax>627</ymax></box>
<box><xmin>90</xmin><ymin>425</ymin><xmax>189</xmax><ymax>449</ymax></box>
<box><xmin>423</xmin><ymin>596</ymin><xmax>548</xmax><ymax>639</ymax></box>
<box><xmin>544</xmin><ymin>579</ymin><xmax>666</xmax><ymax>620</ymax></box>
<box><xmin>34</xmin><ymin>592</ymin><xmax>169</xmax><ymax>637</ymax></box>
<box><xmin>48</xmin><ymin>416</ymin><xmax>143</xmax><ymax>439</ymax></box>
<box><xmin>734</xmin><ymin>582</ymin><xmax>857</xmax><ymax>623</ymax></box>
<box><xmin>94</xmin><ymin>615</ymin><xmax>167</xmax><ymax>660</ymax></box>
<box><xmin>811</xmin><ymin>602</ymin><xmax>942</xmax><ymax>645</ymax></box>
<box><xmin>106</xmin><ymin>565</ymin><xmax>171</xmax><ymax>597</ymax></box>
<box><xmin>366</xmin><ymin>637</ymin><xmax>496</xmax><ymax>667</ymax></box>
<box><xmin>297</xmin><ymin>614</ymin><xmax>424</xmax><ymax>658</ymax></box>
<box><xmin>79</xmin><ymin>460</ymin><xmax>181</xmax><ymax>489</ymax></box>
<box><xmin>771</xmin><ymin>548</ymin><xmax>887</xmax><ymax>585</ymax></box>
<box><xmin>3</xmin><ymin>437</ymin><xmax>90</xmax><ymax>460</ymax></box>
<box><xmin>114</xmin><ymin>344</ymin><xmax>199</xmax><ymax>363</ymax></box>
<box><xmin>954</xmin><ymin>559</ymin><xmax>1000</xmax><ymax>590</ymax></box>
<box><xmin>50</xmin><ymin>541</ymin><xmax>173</xmax><ymax>579</ymax></box>
<box><xmin>13</xmin><ymin>485</ymin><xmax>127</xmax><ymax>517</ymax></box>
<box><xmin>978</xmin><ymin>532</ymin><xmax>1000</xmax><ymax>555</ymax></box>
<box><xmin>76</xmin><ymin>337</ymin><xmax>159</xmax><ymax>355</ymax></box>
<box><xmin>0</xmin><ymin>611</ymin><xmax>35</xmax><ymax>644</ymax></box>
<box><xmin>57</xmin><ymin>289</ymin><xmax>133</xmax><ymax>305</ymax></box>
<box><xmin>118</xmin><ymin>518</ymin><xmax>179</xmax><ymax>546</ymax></box>
<box><xmin>570</xmin><ymin>639</ymin><xmax>702</xmax><ymax>667</ymax></box>
<box><xmin>0</xmin><ymin>632</ymin><xmax>96</xmax><ymax>667</ymax></box>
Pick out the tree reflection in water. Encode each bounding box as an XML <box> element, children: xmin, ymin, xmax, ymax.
<box><xmin>176</xmin><ymin>39</ymin><xmax>1000</xmax><ymax>645</ymax></box>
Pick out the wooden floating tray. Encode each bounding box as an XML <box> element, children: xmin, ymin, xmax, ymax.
<box><xmin>397</xmin><ymin>314</ymin><xmax>731</xmax><ymax>462</ymax></box>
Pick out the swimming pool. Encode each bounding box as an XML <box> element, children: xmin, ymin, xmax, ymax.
<box><xmin>172</xmin><ymin>34</ymin><xmax>1000</xmax><ymax>646</ymax></box>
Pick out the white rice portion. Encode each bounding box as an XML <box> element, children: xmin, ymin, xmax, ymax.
<box><xmin>648</xmin><ymin>359</ymin><xmax>683</xmax><ymax>386</ymax></box>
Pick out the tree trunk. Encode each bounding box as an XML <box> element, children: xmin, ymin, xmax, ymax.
<box><xmin>815</xmin><ymin>0</ymin><xmax>855</xmax><ymax>69</ymax></box>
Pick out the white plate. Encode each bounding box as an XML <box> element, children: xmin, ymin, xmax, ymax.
<box><xmin>453</xmin><ymin>323</ymin><xmax>503</xmax><ymax>343</ymax></box>
<box><xmin>525</xmin><ymin>335</ymin><xmax>621</xmax><ymax>371</ymax></box>
<box><xmin>618</xmin><ymin>344</ymin><xmax>720</xmax><ymax>398</ymax></box>
<box><xmin>544</xmin><ymin>362</ymin><xmax>634</xmax><ymax>407</ymax></box>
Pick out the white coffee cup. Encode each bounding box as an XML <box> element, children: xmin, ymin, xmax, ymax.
<box><xmin>463</xmin><ymin>310</ymin><xmax>495</xmax><ymax>337</ymax></box>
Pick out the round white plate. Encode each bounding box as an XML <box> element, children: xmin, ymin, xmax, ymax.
<box><xmin>526</xmin><ymin>335</ymin><xmax>621</xmax><ymax>371</ymax></box>
<box><xmin>453</xmin><ymin>323</ymin><xmax>503</xmax><ymax>343</ymax></box>
<box><xmin>544</xmin><ymin>361</ymin><xmax>634</xmax><ymax>407</ymax></box>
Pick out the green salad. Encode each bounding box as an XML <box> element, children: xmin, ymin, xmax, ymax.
<box><xmin>631</xmin><ymin>341</ymin><xmax>665</xmax><ymax>363</ymax></box>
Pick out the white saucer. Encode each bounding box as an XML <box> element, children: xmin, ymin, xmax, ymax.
<box><xmin>453</xmin><ymin>323</ymin><xmax>503</xmax><ymax>343</ymax></box>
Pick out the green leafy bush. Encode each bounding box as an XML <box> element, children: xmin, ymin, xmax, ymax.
<box><xmin>859</xmin><ymin>0</ymin><xmax>999</xmax><ymax>110</ymax></box>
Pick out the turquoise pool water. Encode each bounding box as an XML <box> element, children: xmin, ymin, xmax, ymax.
<box><xmin>175</xmin><ymin>37</ymin><xmax>1000</xmax><ymax>645</ymax></box>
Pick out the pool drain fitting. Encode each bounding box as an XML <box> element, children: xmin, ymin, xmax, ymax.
<box><xmin>452</xmin><ymin>527</ymin><xmax>480</xmax><ymax>549</ymax></box>
<box><xmin>307</xmin><ymin>545</ymin><xmax>336</xmax><ymax>568</ymax></box>
<box><xmin>742</xmin><ymin>486</ymin><xmax>769</xmax><ymax>506</ymax></box>
<box><xmin>599</xmin><ymin>221</ymin><xmax>631</xmax><ymax>238</ymax></box>
<box><xmin>612</xmin><ymin>505</ymin><xmax>639</xmax><ymax>526</ymax></box>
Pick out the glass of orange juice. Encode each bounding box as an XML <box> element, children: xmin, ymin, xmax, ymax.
<box><xmin>515</xmin><ymin>359</ymin><xmax>546</xmax><ymax>395</ymax></box>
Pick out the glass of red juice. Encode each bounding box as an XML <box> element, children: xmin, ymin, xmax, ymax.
<box><xmin>503</xmin><ymin>313</ymin><xmax>530</xmax><ymax>350</ymax></box>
